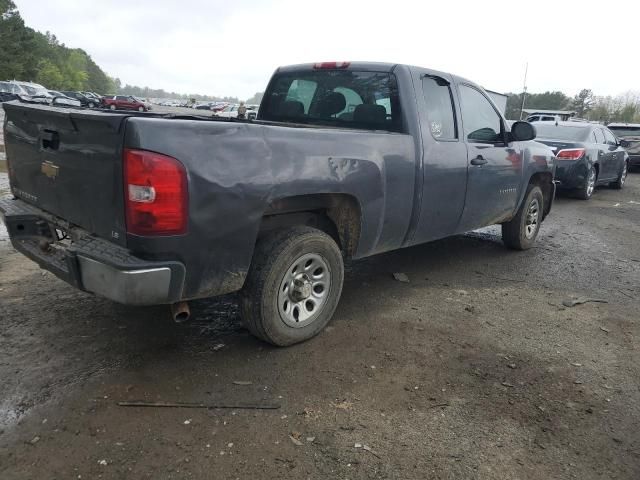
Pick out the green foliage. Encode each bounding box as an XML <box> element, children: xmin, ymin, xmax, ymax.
<box><xmin>506</xmin><ymin>88</ymin><xmax>640</xmax><ymax>123</ymax></box>
<box><xmin>505</xmin><ymin>91</ymin><xmax>570</xmax><ymax>120</ymax></box>
<box><xmin>0</xmin><ymin>1</ymin><xmax>113</xmax><ymax>92</ymax></box>
<box><xmin>587</xmin><ymin>93</ymin><xmax>640</xmax><ymax>124</ymax></box>
<box><xmin>571</xmin><ymin>89</ymin><xmax>594</xmax><ymax>117</ymax></box>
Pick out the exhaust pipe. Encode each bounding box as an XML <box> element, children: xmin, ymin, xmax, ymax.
<box><xmin>170</xmin><ymin>301</ymin><xmax>190</xmax><ymax>323</ymax></box>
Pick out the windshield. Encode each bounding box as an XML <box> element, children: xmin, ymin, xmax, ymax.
<box><xmin>260</xmin><ymin>69</ymin><xmax>403</xmax><ymax>132</ymax></box>
<box><xmin>534</xmin><ymin>124</ymin><xmax>591</xmax><ymax>141</ymax></box>
<box><xmin>608</xmin><ymin>127</ymin><xmax>640</xmax><ymax>137</ymax></box>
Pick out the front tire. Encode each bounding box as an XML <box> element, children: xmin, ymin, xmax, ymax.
<box><xmin>502</xmin><ymin>185</ymin><xmax>543</xmax><ymax>250</ymax></box>
<box><xmin>610</xmin><ymin>161</ymin><xmax>628</xmax><ymax>190</ymax></box>
<box><xmin>138</xmin><ymin>106</ymin><xmax>145</xmax><ymax>112</ymax></box>
<box><xmin>109</xmin><ymin>104</ymin><xmax>116</xmax><ymax>110</ymax></box>
<box><xmin>241</xmin><ymin>226</ymin><xmax>344</xmax><ymax>346</ymax></box>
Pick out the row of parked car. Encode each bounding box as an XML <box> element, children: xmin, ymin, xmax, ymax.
<box><xmin>1</xmin><ymin>81</ymin><xmax>264</xmax><ymax>120</ymax></box>
<box><xmin>0</xmin><ymin>80</ymin><xmax>155</xmax><ymax>112</ymax></box>
<box><xmin>0</xmin><ymin>80</ymin><xmax>104</xmax><ymax>108</ymax></box>
<box><xmin>516</xmin><ymin>115</ymin><xmax>639</xmax><ymax>199</ymax></box>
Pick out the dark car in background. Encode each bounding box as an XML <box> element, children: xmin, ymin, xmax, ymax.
<box><xmin>47</xmin><ymin>91</ymin><xmax>82</xmax><ymax>107</ymax></box>
<box><xmin>62</xmin><ymin>91</ymin><xmax>97</xmax><ymax>108</ymax></box>
<box><xmin>608</xmin><ymin>123</ymin><xmax>640</xmax><ymax>169</ymax></box>
<box><xmin>82</xmin><ymin>91</ymin><xmax>103</xmax><ymax>104</ymax></box>
<box><xmin>194</xmin><ymin>102</ymin><xmax>214</xmax><ymax>110</ymax></box>
<box><xmin>534</xmin><ymin>122</ymin><xmax>629</xmax><ymax>199</ymax></box>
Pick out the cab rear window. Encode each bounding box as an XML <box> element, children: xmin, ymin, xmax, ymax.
<box><xmin>260</xmin><ymin>70</ymin><xmax>403</xmax><ymax>132</ymax></box>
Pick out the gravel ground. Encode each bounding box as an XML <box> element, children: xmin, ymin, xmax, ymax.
<box><xmin>0</xmin><ymin>171</ymin><xmax>639</xmax><ymax>480</ymax></box>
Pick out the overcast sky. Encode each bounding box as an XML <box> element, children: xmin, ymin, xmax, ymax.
<box><xmin>15</xmin><ymin>0</ymin><xmax>640</xmax><ymax>99</ymax></box>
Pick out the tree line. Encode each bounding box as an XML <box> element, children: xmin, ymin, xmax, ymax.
<box><xmin>0</xmin><ymin>0</ymin><xmax>115</xmax><ymax>93</ymax></box>
<box><xmin>505</xmin><ymin>88</ymin><xmax>640</xmax><ymax>123</ymax></box>
<box><xmin>0</xmin><ymin>0</ymin><xmax>263</xmax><ymax>102</ymax></box>
<box><xmin>4</xmin><ymin>0</ymin><xmax>635</xmax><ymax>114</ymax></box>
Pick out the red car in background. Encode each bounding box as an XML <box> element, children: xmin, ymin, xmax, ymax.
<box><xmin>102</xmin><ymin>95</ymin><xmax>149</xmax><ymax>112</ymax></box>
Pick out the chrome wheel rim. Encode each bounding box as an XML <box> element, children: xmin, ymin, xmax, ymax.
<box><xmin>621</xmin><ymin>163</ymin><xmax>627</xmax><ymax>186</ymax></box>
<box><xmin>278</xmin><ymin>253</ymin><xmax>331</xmax><ymax>328</ymax></box>
<box><xmin>525</xmin><ymin>198</ymin><xmax>540</xmax><ymax>239</ymax></box>
<box><xmin>586</xmin><ymin>169</ymin><xmax>596</xmax><ymax>196</ymax></box>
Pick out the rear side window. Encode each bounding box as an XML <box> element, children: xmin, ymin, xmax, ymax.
<box><xmin>603</xmin><ymin>129</ymin><xmax>617</xmax><ymax>145</ymax></box>
<box><xmin>459</xmin><ymin>85</ymin><xmax>503</xmax><ymax>143</ymax></box>
<box><xmin>593</xmin><ymin>128</ymin><xmax>605</xmax><ymax>144</ymax></box>
<box><xmin>421</xmin><ymin>76</ymin><xmax>457</xmax><ymax>140</ymax></box>
<box><xmin>260</xmin><ymin>70</ymin><xmax>403</xmax><ymax>132</ymax></box>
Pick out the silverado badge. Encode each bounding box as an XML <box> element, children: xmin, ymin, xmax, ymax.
<box><xmin>41</xmin><ymin>161</ymin><xmax>59</xmax><ymax>179</ymax></box>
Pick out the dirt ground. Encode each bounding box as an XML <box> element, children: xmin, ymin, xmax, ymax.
<box><xmin>0</xmin><ymin>171</ymin><xmax>639</xmax><ymax>480</ymax></box>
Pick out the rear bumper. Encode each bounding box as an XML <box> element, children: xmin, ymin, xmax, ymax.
<box><xmin>0</xmin><ymin>197</ymin><xmax>185</xmax><ymax>305</ymax></box>
<box><xmin>554</xmin><ymin>159</ymin><xmax>588</xmax><ymax>189</ymax></box>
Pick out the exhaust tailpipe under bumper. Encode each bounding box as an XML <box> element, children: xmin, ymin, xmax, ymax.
<box><xmin>170</xmin><ymin>301</ymin><xmax>190</xmax><ymax>323</ymax></box>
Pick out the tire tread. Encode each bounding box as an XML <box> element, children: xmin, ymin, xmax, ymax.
<box><xmin>241</xmin><ymin>226</ymin><xmax>343</xmax><ymax>346</ymax></box>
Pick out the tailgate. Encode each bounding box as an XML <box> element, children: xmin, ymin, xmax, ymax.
<box><xmin>3</xmin><ymin>102</ymin><xmax>129</xmax><ymax>246</ymax></box>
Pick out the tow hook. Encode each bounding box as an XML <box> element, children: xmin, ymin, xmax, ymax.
<box><xmin>170</xmin><ymin>301</ymin><xmax>190</xmax><ymax>323</ymax></box>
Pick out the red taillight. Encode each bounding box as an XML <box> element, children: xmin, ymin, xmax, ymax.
<box><xmin>313</xmin><ymin>61</ymin><xmax>350</xmax><ymax>69</ymax></box>
<box><xmin>556</xmin><ymin>148</ymin><xmax>586</xmax><ymax>160</ymax></box>
<box><xmin>123</xmin><ymin>148</ymin><xmax>188</xmax><ymax>236</ymax></box>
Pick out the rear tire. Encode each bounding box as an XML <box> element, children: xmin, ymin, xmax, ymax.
<box><xmin>109</xmin><ymin>104</ymin><xmax>116</xmax><ymax>110</ymax></box>
<box><xmin>88</xmin><ymin>102</ymin><xmax>95</xmax><ymax>108</ymax></box>
<box><xmin>138</xmin><ymin>106</ymin><xmax>145</xmax><ymax>112</ymax></box>
<box><xmin>576</xmin><ymin>166</ymin><xmax>596</xmax><ymax>200</ymax></box>
<box><xmin>241</xmin><ymin>226</ymin><xmax>344</xmax><ymax>346</ymax></box>
<box><xmin>610</xmin><ymin>161</ymin><xmax>628</xmax><ymax>189</ymax></box>
<box><xmin>502</xmin><ymin>185</ymin><xmax>543</xmax><ymax>250</ymax></box>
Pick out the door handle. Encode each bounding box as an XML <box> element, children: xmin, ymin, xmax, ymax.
<box><xmin>470</xmin><ymin>155</ymin><xmax>488</xmax><ymax>166</ymax></box>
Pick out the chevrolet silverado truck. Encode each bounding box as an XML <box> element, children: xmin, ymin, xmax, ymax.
<box><xmin>0</xmin><ymin>62</ymin><xmax>556</xmax><ymax>346</ymax></box>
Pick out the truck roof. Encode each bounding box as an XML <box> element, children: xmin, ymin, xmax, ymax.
<box><xmin>275</xmin><ymin>61</ymin><xmax>492</xmax><ymax>95</ymax></box>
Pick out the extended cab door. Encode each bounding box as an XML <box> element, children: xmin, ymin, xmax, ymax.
<box><xmin>408</xmin><ymin>73</ymin><xmax>468</xmax><ymax>245</ymax></box>
<box><xmin>456</xmin><ymin>84</ymin><xmax>521</xmax><ymax>232</ymax></box>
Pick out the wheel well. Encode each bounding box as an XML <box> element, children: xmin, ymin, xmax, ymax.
<box><xmin>259</xmin><ymin>194</ymin><xmax>362</xmax><ymax>257</ymax></box>
<box><xmin>528</xmin><ymin>172</ymin><xmax>553</xmax><ymax>218</ymax></box>
<box><xmin>593</xmin><ymin>163</ymin><xmax>600</xmax><ymax>177</ymax></box>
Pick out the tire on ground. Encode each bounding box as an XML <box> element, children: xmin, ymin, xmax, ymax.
<box><xmin>576</xmin><ymin>166</ymin><xmax>597</xmax><ymax>200</ymax></box>
<box><xmin>610</xmin><ymin>161</ymin><xmax>628</xmax><ymax>190</ymax></box>
<box><xmin>502</xmin><ymin>185</ymin><xmax>544</xmax><ymax>250</ymax></box>
<box><xmin>240</xmin><ymin>225</ymin><xmax>344</xmax><ymax>346</ymax></box>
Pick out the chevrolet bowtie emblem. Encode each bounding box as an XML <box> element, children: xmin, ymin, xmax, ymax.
<box><xmin>41</xmin><ymin>161</ymin><xmax>59</xmax><ymax>179</ymax></box>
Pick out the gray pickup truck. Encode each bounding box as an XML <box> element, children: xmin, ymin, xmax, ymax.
<box><xmin>0</xmin><ymin>62</ymin><xmax>556</xmax><ymax>346</ymax></box>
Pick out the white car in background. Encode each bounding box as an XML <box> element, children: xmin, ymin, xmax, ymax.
<box><xmin>216</xmin><ymin>103</ymin><xmax>259</xmax><ymax>119</ymax></box>
<box><xmin>13</xmin><ymin>81</ymin><xmax>53</xmax><ymax>103</ymax></box>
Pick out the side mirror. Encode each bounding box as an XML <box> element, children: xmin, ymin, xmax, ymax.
<box><xmin>510</xmin><ymin>121</ymin><xmax>536</xmax><ymax>141</ymax></box>
<box><xmin>619</xmin><ymin>139</ymin><xmax>630</xmax><ymax>148</ymax></box>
